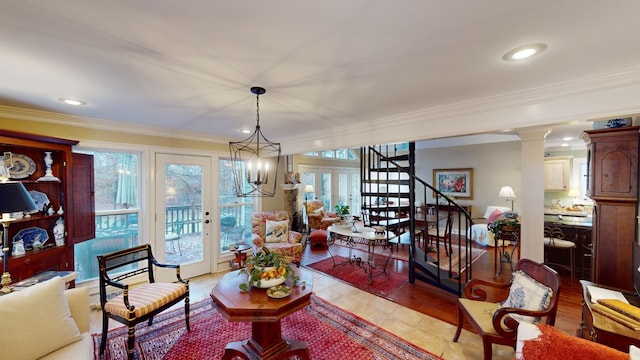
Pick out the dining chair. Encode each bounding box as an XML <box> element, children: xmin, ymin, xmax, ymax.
<box><xmin>165</xmin><ymin>220</ymin><xmax>184</xmax><ymax>255</ymax></box>
<box><xmin>427</xmin><ymin>211</ymin><xmax>453</xmax><ymax>256</ymax></box>
<box><xmin>97</xmin><ymin>244</ymin><xmax>190</xmax><ymax>360</ymax></box>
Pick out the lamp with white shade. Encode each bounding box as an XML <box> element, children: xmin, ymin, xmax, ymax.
<box><xmin>303</xmin><ymin>184</ymin><xmax>314</xmax><ymax>201</ymax></box>
<box><xmin>567</xmin><ymin>188</ymin><xmax>580</xmax><ymax>206</ymax></box>
<box><xmin>0</xmin><ymin>181</ymin><xmax>38</xmax><ymax>293</ymax></box>
<box><xmin>498</xmin><ymin>185</ymin><xmax>517</xmax><ymax>211</ymax></box>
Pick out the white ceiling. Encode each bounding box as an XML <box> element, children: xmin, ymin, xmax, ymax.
<box><xmin>2</xmin><ymin>1</ymin><xmax>640</xmax><ymax>153</ymax></box>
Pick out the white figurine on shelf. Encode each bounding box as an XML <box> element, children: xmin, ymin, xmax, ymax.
<box><xmin>54</xmin><ymin>218</ymin><xmax>65</xmax><ymax>246</ymax></box>
<box><xmin>47</xmin><ymin>207</ymin><xmax>54</xmax><ymax>216</ymax></box>
<box><xmin>37</xmin><ymin>151</ymin><xmax>61</xmax><ymax>182</ymax></box>
<box><xmin>12</xmin><ymin>241</ymin><xmax>25</xmax><ymax>256</ymax></box>
<box><xmin>57</xmin><ymin>206</ymin><xmax>64</xmax><ymax>215</ymax></box>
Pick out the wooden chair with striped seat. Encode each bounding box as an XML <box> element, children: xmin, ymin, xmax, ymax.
<box><xmin>97</xmin><ymin>244</ymin><xmax>190</xmax><ymax>360</ymax></box>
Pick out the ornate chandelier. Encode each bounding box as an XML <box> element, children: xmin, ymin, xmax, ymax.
<box><xmin>229</xmin><ymin>87</ymin><xmax>281</xmax><ymax>197</ymax></box>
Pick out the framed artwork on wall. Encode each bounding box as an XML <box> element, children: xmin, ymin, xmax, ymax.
<box><xmin>432</xmin><ymin>168</ymin><xmax>473</xmax><ymax>199</ymax></box>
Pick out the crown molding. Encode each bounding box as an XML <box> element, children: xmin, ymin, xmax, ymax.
<box><xmin>4</xmin><ymin>65</ymin><xmax>640</xmax><ymax>155</ymax></box>
<box><xmin>282</xmin><ymin>66</ymin><xmax>640</xmax><ymax>154</ymax></box>
<box><xmin>0</xmin><ymin>105</ymin><xmax>230</xmax><ymax>145</ymax></box>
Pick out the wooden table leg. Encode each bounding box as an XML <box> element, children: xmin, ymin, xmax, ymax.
<box><xmin>222</xmin><ymin>320</ymin><xmax>309</xmax><ymax>360</ymax></box>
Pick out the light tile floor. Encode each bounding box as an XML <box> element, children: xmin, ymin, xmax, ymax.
<box><xmin>89</xmin><ymin>268</ymin><xmax>515</xmax><ymax>360</ymax></box>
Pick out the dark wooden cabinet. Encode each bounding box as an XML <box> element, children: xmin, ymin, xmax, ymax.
<box><xmin>586</xmin><ymin>127</ymin><xmax>638</xmax><ymax>199</ymax></box>
<box><xmin>0</xmin><ymin>130</ymin><xmax>95</xmax><ymax>282</ymax></box>
<box><xmin>582</xmin><ymin>126</ymin><xmax>639</xmax><ymax>291</ymax></box>
<box><xmin>67</xmin><ymin>152</ymin><xmax>95</xmax><ymax>244</ymax></box>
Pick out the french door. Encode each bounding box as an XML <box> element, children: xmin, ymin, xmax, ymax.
<box><xmin>155</xmin><ymin>153</ymin><xmax>212</xmax><ymax>279</ymax></box>
<box><xmin>337</xmin><ymin>168</ymin><xmax>361</xmax><ymax>217</ymax></box>
<box><xmin>300</xmin><ymin>165</ymin><xmax>360</xmax><ymax>215</ymax></box>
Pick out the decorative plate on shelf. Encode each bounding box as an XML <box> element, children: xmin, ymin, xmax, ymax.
<box><xmin>28</xmin><ymin>190</ymin><xmax>50</xmax><ymax>213</ymax></box>
<box><xmin>267</xmin><ymin>284</ymin><xmax>292</xmax><ymax>299</ymax></box>
<box><xmin>13</xmin><ymin>226</ymin><xmax>49</xmax><ymax>250</ymax></box>
<box><xmin>6</xmin><ymin>153</ymin><xmax>36</xmax><ymax>179</ymax></box>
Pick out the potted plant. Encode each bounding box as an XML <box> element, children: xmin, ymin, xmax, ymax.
<box><xmin>487</xmin><ymin>216</ymin><xmax>520</xmax><ymax>262</ymax></box>
<box><xmin>238</xmin><ymin>247</ymin><xmax>299</xmax><ymax>291</ymax></box>
<box><xmin>334</xmin><ymin>203</ymin><xmax>350</xmax><ymax>221</ymax></box>
<box><xmin>488</xmin><ymin>217</ymin><xmax>520</xmax><ymax>236</ymax></box>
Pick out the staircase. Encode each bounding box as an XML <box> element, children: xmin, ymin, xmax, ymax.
<box><xmin>361</xmin><ymin>143</ymin><xmax>473</xmax><ymax>295</ymax></box>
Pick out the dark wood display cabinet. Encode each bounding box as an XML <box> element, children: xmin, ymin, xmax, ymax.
<box><xmin>582</xmin><ymin>126</ymin><xmax>639</xmax><ymax>291</ymax></box>
<box><xmin>0</xmin><ymin>130</ymin><xmax>95</xmax><ymax>283</ymax></box>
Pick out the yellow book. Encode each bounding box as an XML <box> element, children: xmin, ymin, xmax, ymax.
<box><xmin>597</xmin><ymin>299</ymin><xmax>640</xmax><ymax>322</ymax></box>
<box><xmin>592</xmin><ymin>303</ymin><xmax>640</xmax><ymax>330</ymax></box>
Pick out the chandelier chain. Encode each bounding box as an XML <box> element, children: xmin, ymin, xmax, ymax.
<box><xmin>255</xmin><ymin>90</ymin><xmax>260</xmax><ymax>128</ymax></box>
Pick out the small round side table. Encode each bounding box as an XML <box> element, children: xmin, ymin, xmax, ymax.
<box><xmin>233</xmin><ymin>244</ymin><xmax>252</xmax><ymax>268</ymax></box>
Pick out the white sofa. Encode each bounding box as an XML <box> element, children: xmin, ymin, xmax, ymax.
<box><xmin>468</xmin><ymin>205</ymin><xmax>511</xmax><ymax>246</ymax></box>
<box><xmin>0</xmin><ymin>276</ymin><xmax>92</xmax><ymax>360</ymax></box>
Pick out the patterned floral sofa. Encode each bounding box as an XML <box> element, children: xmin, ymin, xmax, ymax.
<box><xmin>305</xmin><ymin>200</ymin><xmax>342</xmax><ymax>231</ymax></box>
<box><xmin>251</xmin><ymin>211</ymin><xmax>304</xmax><ymax>265</ymax></box>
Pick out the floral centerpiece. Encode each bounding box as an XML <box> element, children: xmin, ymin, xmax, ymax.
<box><xmin>238</xmin><ymin>247</ymin><xmax>299</xmax><ymax>291</ymax></box>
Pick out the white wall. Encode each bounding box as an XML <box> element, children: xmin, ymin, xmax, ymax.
<box><xmin>414</xmin><ymin>141</ymin><xmax>521</xmax><ymax>218</ymax></box>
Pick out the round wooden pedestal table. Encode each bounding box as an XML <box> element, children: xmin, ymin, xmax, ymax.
<box><xmin>210</xmin><ymin>267</ymin><xmax>313</xmax><ymax>359</ymax></box>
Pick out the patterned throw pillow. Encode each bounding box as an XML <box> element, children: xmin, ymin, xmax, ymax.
<box><xmin>487</xmin><ymin>209</ymin><xmax>504</xmax><ymax>224</ymax></box>
<box><xmin>265</xmin><ymin>220</ymin><xmax>288</xmax><ymax>243</ymax></box>
<box><xmin>499</xmin><ymin>270</ymin><xmax>553</xmax><ymax>323</ymax></box>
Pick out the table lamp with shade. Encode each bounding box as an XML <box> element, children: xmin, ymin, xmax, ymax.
<box><xmin>498</xmin><ymin>185</ymin><xmax>517</xmax><ymax>211</ymax></box>
<box><xmin>568</xmin><ymin>188</ymin><xmax>581</xmax><ymax>206</ymax></box>
<box><xmin>0</xmin><ymin>181</ymin><xmax>38</xmax><ymax>293</ymax></box>
<box><xmin>303</xmin><ymin>184</ymin><xmax>314</xmax><ymax>201</ymax></box>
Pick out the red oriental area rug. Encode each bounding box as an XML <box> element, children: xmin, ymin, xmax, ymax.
<box><xmin>92</xmin><ymin>296</ymin><xmax>442</xmax><ymax>360</ymax></box>
<box><xmin>306</xmin><ymin>255</ymin><xmax>409</xmax><ymax>297</ymax></box>
<box><xmin>332</xmin><ymin>241</ymin><xmax>410</xmax><ymax>261</ymax></box>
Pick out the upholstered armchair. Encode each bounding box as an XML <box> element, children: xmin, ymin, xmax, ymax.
<box><xmin>452</xmin><ymin>259</ymin><xmax>561</xmax><ymax>360</ymax></box>
<box><xmin>251</xmin><ymin>211</ymin><xmax>304</xmax><ymax>265</ymax></box>
<box><xmin>305</xmin><ymin>200</ymin><xmax>342</xmax><ymax>231</ymax></box>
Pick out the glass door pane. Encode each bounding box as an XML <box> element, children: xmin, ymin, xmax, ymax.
<box><xmin>156</xmin><ymin>153</ymin><xmax>211</xmax><ymax>279</ymax></box>
<box><xmin>350</xmin><ymin>170</ymin><xmax>361</xmax><ymax>216</ymax></box>
<box><xmin>337</xmin><ymin>168</ymin><xmax>361</xmax><ymax>217</ymax></box>
<box><xmin>219</xmin><ymin>159</ymin><xmax>254</xmax><ymax>252</ymax></box>
<box><xmin>319</xmin><ymin>172</ymin><xmax>332</xmax><ymax>209</ymax></box>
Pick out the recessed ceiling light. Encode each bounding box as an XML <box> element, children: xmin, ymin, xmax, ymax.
<box><xmin>561</xmin><ymin>143</ymin><xmax>569</xmax><ymax>147</ymax></box>
<box><xmin>58</xmin><ymin>98</ymin><xmax>87</xmax><ymax>106</ymax></box>
<box><xmin>502</xmin><ymin>43</ymin><xmax>547</xmax><ymax>61</ymax></box>
<box><xmin>562</xmin><ymin>137</ymin><xmax>573</xmax><ymax>141</ymax></box>
<box><xmin>241</xmin><ymin>129</ymin><xmax>251</xmax><ymax>134</ymax></box>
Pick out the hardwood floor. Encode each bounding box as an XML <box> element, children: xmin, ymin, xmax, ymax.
<box><xmin>301</xmin><ymin>240</ymin><xmax>584</xmax><ymax>336</ymax></box>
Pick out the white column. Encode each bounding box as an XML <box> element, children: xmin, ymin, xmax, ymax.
<box><xmin>518</xmin><ymin>128</ymin><xmax>551</xmax><ymax>263</ymax></box>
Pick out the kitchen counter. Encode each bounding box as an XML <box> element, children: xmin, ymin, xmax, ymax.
<box><xmin>544</xmin><ymin>207</ymin><xmax>591</xmax><ymax>217</ymax></box>
<box><xmin>544</xmin><ymin>206</ymin><xmax>593</xmax><ymax>227</ymax></box>
<box><xmin>544</xmin><ymin>214</ymin><xmax>592</xmax><ymax>227</ymax></box>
